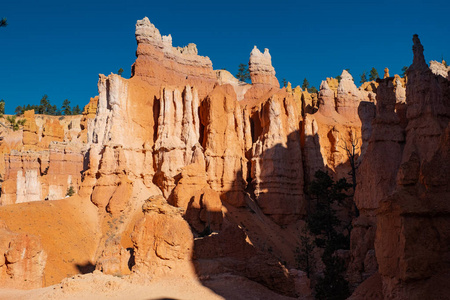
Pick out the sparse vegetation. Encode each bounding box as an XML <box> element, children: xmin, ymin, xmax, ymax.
<box><xmin>307</xmin><ymin>170</ymin><xmax>352</xmax><ymax>300</ymax></box>
<box><xmin>62</xmin><ymin>99</ymin><xmax>72</xmax><ymax>115</ymax></box>
<box><xmin>14</xmin><ymin>95</ymin><xmax>82</xmax><ymax>116</ymax></box>
<box><xmin>360</xmin><ymin>71</ymin><xmax>367</xmax><ymax>84</ymax></box>
<box><xmin>66</xmin><ymin>186</ymin><xmax>75</xmax><ymax>197</ymax></box>
<box><xmin>236</xmin><ymin>63</ymin><xmax>250</xmax><ymax>82</ymax></box>
<box><xmin>0</xmin><ymin>99</ymin><xmax>5</xmax><ymax>118</ymax></box>
<box><xmin>296</xmin><ymin>226</ymin><xmax>315</xmax><ymax>278</ymax></box>
<box><xmin>336</xmin><ymin>69</ymin><xmax>350</xmax><ymax>83</ymax></box>
<box><xmin>118</xmin><ymin>68</ymin><xmax>124</xmax><ymax>76</ymax></box>
<box><xmin>401</xmin><ymin>66</ymin><xmax>408</xmax><ymax>78</ymax></box>
<box><xmin>6</xmin><ymin>115</ymin><xmax>26</xmax><ymax>131</ymax></box>
<box><xmin>282</xmin><ymin>78</ymin><xmax>287</xmax><ymax>87</ymax></box>
<box><xmin>302</xmin><ymin>78</ymin><xmax>309</xmax><ymax>90</ymax></box>
<box><xmin>369</xmin><ymin>67</ymin><xmax>379</xmax><ymax>81</ymax></box>
<box><xmin>0</xmin><ymin>18</ymin><xmax>7</xmax><ymax>28</ymax></box>
<box><xmin>72</xmin><ymin>105</ymin><xmax>81</xmax><ymax>115</ymax></box>
<box><xmin>308</xmin><ymin>86</ymin><xmax>318</xmax><ymax>94</ymax></box>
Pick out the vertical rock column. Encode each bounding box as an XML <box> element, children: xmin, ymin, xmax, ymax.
<box><xmin>200</xmin><ymin>85</ymin><xmax>250</xmax><ymax>207</ymax></box>
<box><xmin>347</xmin><ymin>76</ymin><xmax>405</xmax><ymax>288</ymax></box>
<box><xmin>251</xmin><ymin>91</ymin><xmax>305</xmax><ymax>225</ymax></box>
<box><xmin>153</xmin><ymin>86</ymin><xmax>203</xmax><ymax>198</ymax></box>
<box><xmin>375</xmin><ymin>35</ymin><xmax>450</xmax><ymax>300</ymax></box>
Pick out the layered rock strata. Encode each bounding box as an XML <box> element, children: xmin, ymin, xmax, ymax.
<box><xmin>0</xmin><ymin>144</ymin><xmax>83</xmax><ymax>205</ymax></box>
<box><xmin>133</xmin><ymin>17</ymin><xmax>216</xmax><ymax>99</ymax></box>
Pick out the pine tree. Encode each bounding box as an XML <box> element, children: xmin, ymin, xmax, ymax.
<box><xmin>236</xmin><ymin>63</ymin><xmax>250</xmax><ymax>82</ymax></box>
<box><xmin>72</xmin><ymin>105</ymin><xmax>81</xmax><ymax>115</ymax></box>
<box><xmin>62</xmin><ymin>99</ymin><xmax>72</xmax><ymax>115</ymax></box>
<box><xmin>39</xmin><ymin>95</ymin><xmax>50</xmax><ymax>114</ymax></box>
<box><xmin>308</xmin><ymin>86</ymin><xmax>318</xmax><ymax>94</ymax></box>
<box><xmin>401</xmin><ymin>66</ymin><xmax>408</xmax><ymax>78</ymax></box>
<box><xmin>360</xmin><ymin>71</ymin><xmax>367</xmax><ymax>84</ymax></box>
<box><xmin>118</xmin><ymin>68</ymin><xmax>124</xmax><ymax>76</ymax></box>
<box><xmin>282</xmin><ymin>78</ymin><xmax>287</xmax><ymax>87</ymax></box>
<box><xmin>369</xmin><ymin>67</ymin><xmax>379</xmax><ymax>81</ymax></box>
<box><xmin>307</xmin><ymin>170</ymin><xmax>352</xmax><ymax>300</ymax></box>
<box><xmin>0</xmin><ymin>18</ymin><xmax>7</xmax><ymax>28</ymax></box>
<box><xmin>302</xmin><ymin>78</ymin><xmax>309</xmax><ymax>90</ymax></box>
<box><xmin>296</xmin><ymin>226</ymin><xmax>315</xmax><ymax>278</ymax></box>
<box><xmin>15</xmin><ymin>106</ymin><xmax>24</xmax><ymax>115</ymax></box>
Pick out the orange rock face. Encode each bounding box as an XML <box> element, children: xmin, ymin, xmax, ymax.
<box><xmin>131</xmin><ymin>195</ymin><xmax>195</xmax><ymax>279</ymax></box>
<box><xmin>0</xmin><ymin>144</ymin><xmax>83</xmax><ymax>205</ymax></box>
<box><xmin>8</xmin><ymin>18</ymin><xmax>448</xmax><ymax>300</ymax></box>
<box><xmin>251</xmin><ymin>90</ymin><xmax>305</xmax><ymax>224</ymax></box>
<box><xmin>200</xmin><ymin>85</ymin><xmax>250</xmax><ymax>207</ymax></box>
<box><xmin>170</xmin><ymin>163</ymin><xmax>223</xmax><ymax>233</ymax></box>
<box><xmin>302</xmin><ymin>74</ymin><xmax>375</xmax><ymax>183</ymax></box>
<box><xmin>133</xmin><ymin>17</ymin><xmax>216</xmax><ymax>99</ymax></box>
<box><xmin>0</xmin><ymin>221</ymin><xmax>47</xmax><ymax>289</ymax></box>
<box><xmin>248</xmin><ymin>46</ymin><xmax>279</xmax><ymax>88</ymax></box>
<box><xmin>0</xmin><ymin>108</ymin><xmax>89</xmax><ymax>206</ymax></box>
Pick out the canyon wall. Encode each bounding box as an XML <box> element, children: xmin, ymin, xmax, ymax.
<box><xmin>0</xmin><ymin>220</ymin><xmax>46</xmax><ymax>289</ymax></box>
<box><xmin>0</xmin><ymin>111</ymin><xmax>89</xmax><ymax>205</ymax></box>
<box><xmin>374</xmin><ymin>35</ymin><xmax>450</xmax><ymax>299</ymax></box>
<box><xmin>6</xmin><ymin>18</ymin><xmax>448</xmax><ymax>299</ymax></box>
<box><xmin>348</xmin><ymin>35</ymin><xmax>450</xmax><ymax>299</ymax></box>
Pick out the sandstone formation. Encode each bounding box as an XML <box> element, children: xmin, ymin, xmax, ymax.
<box><xmin>429</xmin><ymin>60</ymin><xmax>450</xmax><ymax>78</ymax></box>
<box><xmin>200</xmin><ymin>85</ymin><xmax>250</xmax><ymax>207</ymax></box>
<box><xmin>170</xmin><ymin>163</ymin><xmax>223</xmax><ymax>234</ymax></box>
<box><xmin>133</xmin><ymin>17</ymin><xmax>216</xmax><ymax>99</ymax></box>
<box><xmin>215</xmin><ymin>69</ymin><xmax>252</xmax><ymax>101</ymax></box>
<box><xmin>251</xmin><ymin>91</ymin><xmax>305</xmax><ymax>223</ymax></box>
<box><xmin>131</xmin><ymin>195</ymin><xmax>195</xmax><ymax>279</ymax></box>
<box><xmin>0</xmin><ymin>220</ymin><xmax>46</xmax><ymax>289</ymax></box>
<box><xmin>374</xmin><ymin>35</ymin><xmax>450</xmax><ymax>299</ymax></box>
<box><xmin>243</xmin><ymin>46</ymin><xmax>280</xmax><ymax>104</ymax></box>
<box><xmin>153</xmin><ymin>86</ymin><xmax>202</xmax><ymax>198</ymax></box>
<box><xmin>0</xmin><ymin>107</ymin><xmax>88</xmax><ymax>206</ymax></box>
<box><xmin>0</xmin><ymin>144</ymin><xmax>83</xmax><ymax>205</ymax></box>
<box><xmin>348</xmin><ymin>35</ymin><xmax>450</xmax><ymax>299</ymax></box>
<box><xmin>336</xmin><ymin>70</ymin><xmax>365</xmax><ymax>122</ymax></box>
<box><xmin>3</xmin><ymin>16</ymin><xmax>449</xmax><ymax>300</ymax></box>
<box><xmin>302</xmin><ymin>71</ymin><xmax>375</xmax><ymax>182</ymax></box>
<box><xmin>193</xmin><ymin>219</ymin><xmax>298</xmax><ymax>297</ymax></box>
<box><xmin>248</xmin><ymin>46</ymin><xmax>279</xmax><ymax>88</ymax></box>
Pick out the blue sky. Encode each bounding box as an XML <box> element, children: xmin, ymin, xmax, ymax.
<box><xmin>1</xmin><ymin>0</ymin><xmax>449</xmax><ymax>114</ymax></box>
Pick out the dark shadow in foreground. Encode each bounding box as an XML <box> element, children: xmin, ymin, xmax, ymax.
<box><xmin>75</xmin><ymin>262</ymin><xmax>95</xmax><ymax>274</ymax></box>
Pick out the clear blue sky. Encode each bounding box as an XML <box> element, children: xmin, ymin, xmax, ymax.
<box><xmin>1</xmin><ymin>0</ymin><xmax>449</xmax><ymax>114</ymax></box>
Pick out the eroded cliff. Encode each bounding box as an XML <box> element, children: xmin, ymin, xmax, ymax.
<box><xmin>1</xmin><ymin>17</ymin><xmax>448</xmax><ymax>300</ymax></box>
